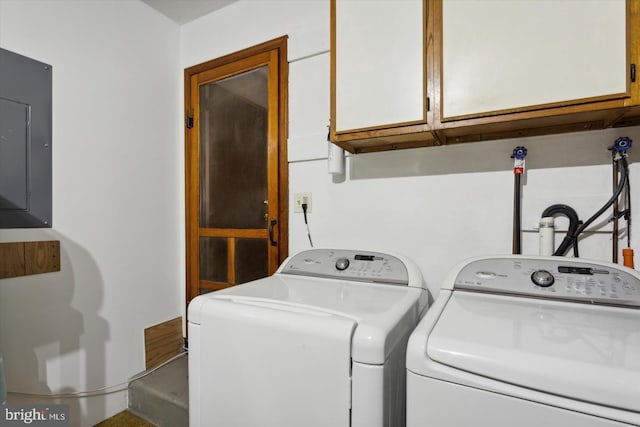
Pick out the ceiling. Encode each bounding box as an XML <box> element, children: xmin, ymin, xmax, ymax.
<box><xmin>140</xmin><ymin>0</ymin><xmax>238</xmax><ymax>24</ymax></box>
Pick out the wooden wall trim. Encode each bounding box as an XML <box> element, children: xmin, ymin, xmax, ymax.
<box><xmin>144</xmin><ymin>317</ymin><xmax>184</xmax><ymax>370</ymax></box>
<box><xmin>0</xmin><ymin>241</ymin><xmax>60</xmax><ymax>279</ymax></box>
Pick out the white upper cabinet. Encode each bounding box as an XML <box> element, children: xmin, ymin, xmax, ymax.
<box><xmin>330</xmin><ymin>0</ymin><xmax>639</xmax><ymax>152</ymax></box>
<box><xmin>334</xmin><ymin>0</ymin><xmax>424</xmax><ymax>132</ymax></box>
<box><xmin>441</xmin><ymin>0</ymin><xmax>628</xmax><ymax>120</ymax></box>
<box><xmin>331</xmin><ymin>0</ymin><xmax>437</xmax><ymax>153</ymax></box>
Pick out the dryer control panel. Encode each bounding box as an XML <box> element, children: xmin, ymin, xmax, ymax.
<box><xmin>454</xmin><ymin>256</ymin><xmax>640</xmax><ymax>307</ymax></box>
<box><xmin>280</xmin><ymin>248</ymin><xmax>413</xmax><ymax>286</ymax></box>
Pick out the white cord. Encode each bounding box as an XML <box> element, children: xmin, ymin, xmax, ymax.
<box><xmin>7</xmin><ymin>352</ymin><xmax>187</xmax><ymax>399</ymax></box>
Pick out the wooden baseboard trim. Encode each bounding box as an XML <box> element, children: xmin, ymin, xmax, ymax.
<box><xmin>144</xmin><ymin>317</ymin><xmax>183</xmax><ymax>370</ymax></box>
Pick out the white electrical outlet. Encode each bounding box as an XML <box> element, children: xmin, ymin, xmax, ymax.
<box><xmin>294</xmin><ymin>193</ymin><xmax>312</xmax><ymax>213</ymax></box>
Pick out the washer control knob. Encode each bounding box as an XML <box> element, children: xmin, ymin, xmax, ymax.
<box><xmin>335</xmin><ymin>257</ymin><xmax>350</xmax><ymax>271</ymax></box>
<box><xmin>531</xmin><ymin>270</ymin><xmax>555</xmax><ymax>287</ymax></box>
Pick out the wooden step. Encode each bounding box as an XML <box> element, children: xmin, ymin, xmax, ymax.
<box><xmin>128</xmin><ymin>353</ymin><xmax>188</xmax><ymax>427</ymax></box>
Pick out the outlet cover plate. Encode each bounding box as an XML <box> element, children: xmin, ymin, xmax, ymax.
<box><xmin>294</xmin><ymin>193</ymin><xmax>312</xmax><ymax>213</ymax></box>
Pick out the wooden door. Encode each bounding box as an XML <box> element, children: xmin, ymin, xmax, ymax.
<box><xmin>184</xmin><ymin>37</ymin><xmax>288</xmax><ymax>307</ymax></box>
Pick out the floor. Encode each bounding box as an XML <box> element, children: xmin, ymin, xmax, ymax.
<box><xmin>94</xmin><ymin>411</ymin><xmax>156</xmax><ymax>427</ymax></box>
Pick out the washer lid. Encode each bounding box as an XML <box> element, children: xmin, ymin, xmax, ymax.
<box><xmin>195</xmin><ymin>295</ymin><xmax>355</xmax><ymax>427</ymax></box>
<box><xmin>427</xmin><ymin>291</ymin><xmax>640</xmax><ymax>413</ymax></box>
<box><xmin>188</xmin><ymin>274</ymin><xmax>426</xmax><ymax>364</ymax></box>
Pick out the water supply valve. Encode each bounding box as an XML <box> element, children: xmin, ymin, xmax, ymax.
<box><xmin>511</xmin><ymin>146</ymin><xmax>527</xmax><ymax>175</ymax></box>
<box><xmin>511</xmin><ymin>146</ymin><xmax>528</xmax><ymax>160</ymax></box>
<box><xmin>613</xmin><ymin>137</ymin><xmax>632</xmax><ymax>154</ymax></box>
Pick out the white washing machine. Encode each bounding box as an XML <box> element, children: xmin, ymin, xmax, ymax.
<box><xmin>407</xmin><ymin>255</ymin><xmax>640</xmax><ymax>427</ymax></box>
<box><xmin>189</xmin><ymin>248</ymin><xmax>429</xmax><ymax>427</ymax></box>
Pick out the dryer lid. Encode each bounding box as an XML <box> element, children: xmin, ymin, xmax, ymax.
<box><xmin>189</xmin><ymin>274</ymin><xmax>426</xmax><ymax>364</ymax></box>
<box><xmin>427</xmin><ymin>291</ymin><xmax>640</xmax><ymax>413</ymax></box>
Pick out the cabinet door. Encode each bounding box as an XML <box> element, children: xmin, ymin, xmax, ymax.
<box><xmin>331</xmin><ymin>0</ymin><xmax>436</xmax><ymax>153</ymax></box>
<box><xmin>441</xmin><ymin>0</ymin><xmax>628</xmax><ymax>121</ymax></box>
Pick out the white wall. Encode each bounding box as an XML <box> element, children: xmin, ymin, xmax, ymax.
<box><xmin>0</xmin><ymin>1</ymin><xmax>181</xmax><ymax>425</ymax></box>
<box><xmin>0</xmin><ymin>0</ymin><xmax>638</xmax><ymax>424</ymax></box>
<box><xmin>182</xmin><ymin>0</ymin><xmax>640</xmax><ymax>301</ymax></box>
<box><xmin>290</xmin><ymin>127</ymin><xmax>640</xmax><ymax>299</ymax></box>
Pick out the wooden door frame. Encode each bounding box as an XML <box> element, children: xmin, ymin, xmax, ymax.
<box><xmin>184</xmin><ymin>36</ymin><xmax>289</xmax><ymax>310</ymax></box>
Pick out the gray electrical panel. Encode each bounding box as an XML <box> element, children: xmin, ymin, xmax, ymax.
<box><xmin>0</xmin><ymin>47</ymin><xmax>52</xmax><ymax>228</ymax></box>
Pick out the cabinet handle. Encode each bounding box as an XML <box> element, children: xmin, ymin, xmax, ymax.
<box><xmin>632</xmin><ymin>64</ymin><xmax>636</xmax><ymax>83</ymax></box>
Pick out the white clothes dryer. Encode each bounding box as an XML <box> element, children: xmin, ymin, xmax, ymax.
<box><xmin>189</xmin><ymin>248</ymin><xmax>429</xmax><ymax>427</ymax></box>
<box><xmin>407</xmin><ymin>255</ymin><xmax>640</xmax><ymax>427</ymax></box>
